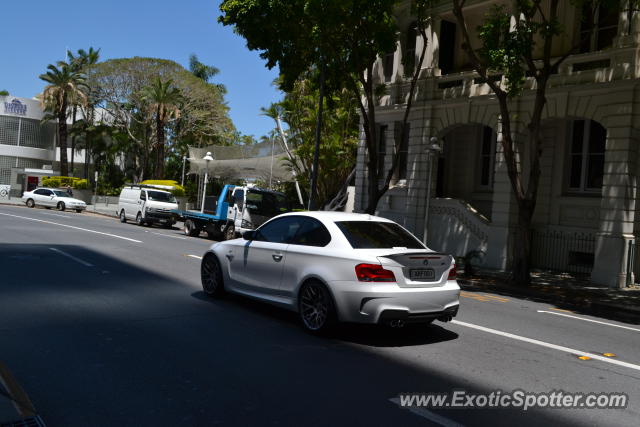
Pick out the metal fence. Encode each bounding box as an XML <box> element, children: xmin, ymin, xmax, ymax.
<box><xmin>530</xmin><ymin>229</ymin><xmax>596</xmax><ymax>275</ymax></box>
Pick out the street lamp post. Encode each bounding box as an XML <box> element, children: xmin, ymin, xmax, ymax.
<box><xmin>423</xmin><ymin>137</ymin><xmax>442</xmax><ymax>246</ymax></box>
<box><xmin>181</xmin><ymin>155</ymin><xmax>187</xmax><ymax>187</ymax></box>
<box><xmin>200</xmin><ymin>152</ymin><xmax>213</xmax><ymax>214</ymax></box>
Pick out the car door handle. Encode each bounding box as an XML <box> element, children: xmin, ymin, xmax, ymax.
<box><xmin>272</xmin><ymin>254</ymin><xmax>283</xmax><ymax>262</ymax></box>
<box><xmin>226</xmin><ymin>252</ymin><xmax>234</xmax><ymax>260</ymax></box>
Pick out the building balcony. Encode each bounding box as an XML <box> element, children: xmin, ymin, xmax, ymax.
<box><xmin>377</xmin><ymin>46</ymin><xmax>640</xmax><ymax>108</ymax></box>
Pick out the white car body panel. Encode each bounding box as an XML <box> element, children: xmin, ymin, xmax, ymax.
<box><xmin>22</xmin><ymin>188</ymin><xmax>87</xmax><ymax>211</ymax></box>
<box><xmin>204</xmin><ymin>211</ymin><xmax>460</xmax><ymax>325</ymax></box>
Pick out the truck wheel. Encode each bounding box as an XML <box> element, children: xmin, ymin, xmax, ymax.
<box><xmin>223</xmin><ymin>224</ymin><xmax>235</xmax><ymax>241</ymax></box>
<box><xmin>119</xmin><ymin>210</ymin><xmax>127</xmax><ymax>223</ymax></box>
<box><xmin>136</xmin><ymin>212</ymin><xmax>144</xmax><ymax>226</ymax></box>
<box><xmin>184</xmin><ymin>219</ymin><xmax>199</xmax><ymax>237</ymax></box>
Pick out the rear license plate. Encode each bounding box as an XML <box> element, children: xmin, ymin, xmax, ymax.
<box><xmin>410</xmin><ymin>269</ymin><xmax>435</xmax><ymax>281</ymax></box>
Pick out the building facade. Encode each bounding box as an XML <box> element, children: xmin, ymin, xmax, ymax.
<box><xmin>0</xmin><ymin>95</ymin><xmax>88</xmax><ymax>198</ymax></box>
<box><xmin>354</xmin><ymin>0</ymin><xmax>640</xmax><ymax>288</ymax></box>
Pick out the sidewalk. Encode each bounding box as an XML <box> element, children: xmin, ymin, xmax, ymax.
<box><xmin>0</xmin><ymin>197</ymin><xmax>118</xmax><ymax>218</ymax></box>
<box><xmin>458</xmin><ymin>268</ymin><xmax>640</xmax><ymax>324</ymax></box>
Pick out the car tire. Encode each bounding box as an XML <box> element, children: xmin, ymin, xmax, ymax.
<box><xmin>298</xmin><ymin>281</ymin><xmax>337</xmax><ymax>334</ymax></box>
<box><xmin>136</xmin><ymin>212</ymin><xmax>144</xmax><ymax>226</ymax></box>
<box><xmin>201</xmin><ymin>253</ymin><xmax>225</xmax><ymax>297</ymax></box>
<box><xmin>223</xmin><ymin>224</ymin><xmax>235</xmax><ymax>241</ymax></box>
<box><xmin>119</xmin><ymin>210</ymin><xmax>127</xmax><ymax>223</ymax></box>
<box><xmin>184</xmin><ymin>219</ymin><xmax>199</xmax><ymax>237</ymax></box>
<box><xmin>26</xmin><ymin>199</ymin><xmax>35</xmax><ymax>208</ymax></box>
<box><xmin>57</xmin><ymin>202</ymin><xmax>65</xmax><ymax>211</ymax></box>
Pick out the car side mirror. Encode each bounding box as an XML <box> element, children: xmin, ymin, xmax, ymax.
<box><xmin>243</xmin><ymin>230</ymin><xmax>255</xmax><ymax>240</ymax></box>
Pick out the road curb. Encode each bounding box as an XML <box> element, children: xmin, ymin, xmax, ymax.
<box><xmin>458</xmin><ymin>279</ymin><xmax>640</xmax><ymax>324</ymax></box>
<box><xmin>0</xmin><ymin>202</ymin><xmax>118</xmax><ymax>219</ymax></box>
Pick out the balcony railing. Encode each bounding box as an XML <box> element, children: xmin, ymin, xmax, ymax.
<box><xmin>377</xmin><ymin>46</ymin><xmax>639</xmax><ymax>107</ymax></box>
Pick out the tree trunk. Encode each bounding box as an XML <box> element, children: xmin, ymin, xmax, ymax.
<box><xmin>58</xmin><ymin>101</ymin><xmax>68</xmax><ymax>177</ymax></box>
<box><xmin>155</xmin><ymin>113</ymin><xmax>165</xmax><ymax>179</ymax></box>
<box><xmin>512</xmin><ymin>200</ymin><xmax>534</xmax><ymax>286</ymax></box>
<box><xmin>70</xmin><ymin>106</ymin><xmax>77</xmax><ymax>176</ymax></box>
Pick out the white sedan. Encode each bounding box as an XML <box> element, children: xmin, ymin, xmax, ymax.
<box><xmin>200</xmin><ymin>211</ymin><xmax>460</xmax><ymax>333</ymax></box>
<box><xmin>22</xmin><ymin>188</ymin><xmax>87</xmax><ymax>212</ymax></box>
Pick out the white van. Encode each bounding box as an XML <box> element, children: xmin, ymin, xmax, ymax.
<box><xmin>117</xmin><ymin>185</ymin><xmax>179</xmax><ymax>227</ymax></box>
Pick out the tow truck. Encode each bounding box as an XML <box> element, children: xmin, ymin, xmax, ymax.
<box><xmin>172</xmin><ymin>184</ymin><xmax>293</xmax><ymax>240</ymax></box>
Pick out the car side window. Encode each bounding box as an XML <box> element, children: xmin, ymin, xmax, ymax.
<box><xmin>140</xmin><ymin>191</ymin><xmax>146</xmax><ymax>201</ymax></box>
<box><xmin>254</xmin><ymin>217</ymin><xmax>303</xmax><ymax>244</ymax></box>
<box><xmin>34</xmin><ymin>189</ymin><xmax>46</xmax><ymax>195</ymax></box>
<box><xmin>291</xmin><ymin>218</ymin><xmax>331</xmax><ymax>247</ymax></box>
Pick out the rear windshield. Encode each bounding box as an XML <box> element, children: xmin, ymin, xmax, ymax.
<box><xmin>335</xmin><ymin>221</ymin><xmax>425</xmax><ymax>249</ymax></box>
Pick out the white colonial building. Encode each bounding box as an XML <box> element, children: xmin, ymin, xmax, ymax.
<box><xmin>354</xmin><ymin>0</ymin><xmax>640</xmax><ymax>287</ymax></box>
<box><xmin>0</xmin><ymin>95</ymin><xmax>91</xmax><ymax>198</ymax></box>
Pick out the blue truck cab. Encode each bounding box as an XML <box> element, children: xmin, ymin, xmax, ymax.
<box><xmin>173</xmin><ymin>184</ymin><xmax>293</xmax><ymax>240</ymax></box>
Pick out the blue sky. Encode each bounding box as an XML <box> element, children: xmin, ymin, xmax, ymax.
<box><xmin>0</xmin><ymin>0</ymin><xmax>282</xmax><ymax>139</ymax></box>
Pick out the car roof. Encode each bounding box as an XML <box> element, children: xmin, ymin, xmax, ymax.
<box><xmin>279</xmin><ymin>210</ymin><xmax>394</xmax><ymax>223</ymax></box>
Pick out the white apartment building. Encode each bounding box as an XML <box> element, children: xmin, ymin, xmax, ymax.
<box><xmin>354</xmin><ymin>0</ymin><xmax>640</xmax><ymax>287</ymax></box>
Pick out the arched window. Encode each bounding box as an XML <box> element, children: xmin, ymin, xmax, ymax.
<box><xmin>568</xmin><ymin>120</ymin><xmax>605</xmax><ymax>192</ymax></box>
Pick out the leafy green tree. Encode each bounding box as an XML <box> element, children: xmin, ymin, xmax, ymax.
<box><xmin>270</xmin><ymin>73</ymin><xmax>359</xmax><ymax>208</ymax></box>
<box><xmin>219</xmin><ymin>0</ymin><xmax>431</xmax><ymax>214</ymax></box>
<box><xmin>141</xmin><ymin>77</ymin><xmax>182</xmax><ymax>179</ymax></box>
<box><xmin>66</xmin><ymin>47</ymin><xmax>101</xmax><ymax>175</ymax></box>
<box><xmin>441</xmin><ymin>0</ymin><xmax>630</xmax><ymax>285</ymax></box>
<box><xmin>0</xmin><ymin>90</ymin><xmax>9</xmax><ymax>96</ymax></box>
<box><xmin>88</xmin><ymin>57</ymin><xmax>235</xmax><ymax>181</ymax></box>
<box><xmin>39</xmin><ymin>62</ymin><xmax>89</xmax><ymax>176</ymax></box>
<box><xmin>188</xmin><ymin>53</ymin><xmax>227</xmax><ymax>95</ymax></box>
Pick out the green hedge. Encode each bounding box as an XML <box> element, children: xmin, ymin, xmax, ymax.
<box><xmin>42</xmin><ymin>176</ymin><xmax>88</xmax><ymax>189</ymax></box>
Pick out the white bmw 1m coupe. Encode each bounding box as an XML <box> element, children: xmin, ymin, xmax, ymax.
<box><xmin>201</xmin><ymin>211</ymin><xmax>460</xmax><ymax>333</ymax></box>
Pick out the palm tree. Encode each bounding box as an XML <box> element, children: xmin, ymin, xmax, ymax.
<box><xmin>67</xmin><ymin>47</ymin><xmax>100</xmax><ymax>175</ymax></box>
<box><xmin>67</xmin><ymin>47</ymin><xmax>101</xmax><ymax>72</ymax></box>
<box><xmin>189</xmin><ymin>54</ymin><xmax>219</xmax><ymax>82</ymax></box>
<box><xmin>141</xmin><ymin>78</ymin><xmax>182</xmax><ymax>179</ymax></box>
<box><xmin>189</xmin><ymin>54</ymin><xmax>226</xmax><ymax>94</ymax></box>
<box><xmin>39</xmin><ymin>62</ymin><xmax>88</xmax><ymax>177</ymax></box>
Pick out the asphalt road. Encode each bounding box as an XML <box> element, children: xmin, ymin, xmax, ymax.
<box><xmin>0</xmin><ymin>204</ymin><xmax>638</xmax><ymax>427</ymax></box>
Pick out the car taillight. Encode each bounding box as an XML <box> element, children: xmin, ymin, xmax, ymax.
<box><xmin>355</xmin><ymin>263</ymin><xmax>396</xmax><ymax>282</ymax></box>
<box><xmin>448</xmin><ymin>264</ymin><xmax>457</xmax><ymax>280</ymax></box>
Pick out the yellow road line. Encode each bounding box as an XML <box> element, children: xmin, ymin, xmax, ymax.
<box><xmin>460</xmin><ymin>292</ymin><xmax>508</xmax><ymax>302</ymax></box>
<box><xmin>550</xmin><ymin>307</ymin><xmax>575</xmax><ymax>313</ymax></box>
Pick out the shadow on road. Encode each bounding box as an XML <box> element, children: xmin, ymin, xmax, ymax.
<box><xmin>192</xmin><ymin>290</ymin><xmax>459</xmax><ymax>348</ymax></box>
<box><xmin>0</xmin><ymin>244</ymin><xmax>575</xmax><ymax>427</ymax></box>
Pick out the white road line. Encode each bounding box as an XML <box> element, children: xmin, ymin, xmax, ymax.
<box><xmin>537</xmin><ymin>310</ymin><xmax>640</xmax><ymax>332</ymax></box>
<box><xmin>451</xmin><ymin>320</ymin><xmax>640</xmax><ymax>372</ymax></box>
<box><xmin>49</xmin><ymin>247</ymin><xmax>94</xmax><ymax>267</ymax></box>
<box><xmin>146</xmin><ymin>231</ymin><xmax>187</xmax><ymax>240</ymax></box>
<box><xmin>389</xmin><ymin>398</ymin><xmax>464</xmax><ymax>427</ymax></box>
<box><xmin>0</xmin><ymin>212</ymin><xmax>142</xmax><ymax>243</ymax></box>
<box><xmin>41</xmin><ymin>212</ymin><xmax>69</xmax><ymax>219</ymax></box>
